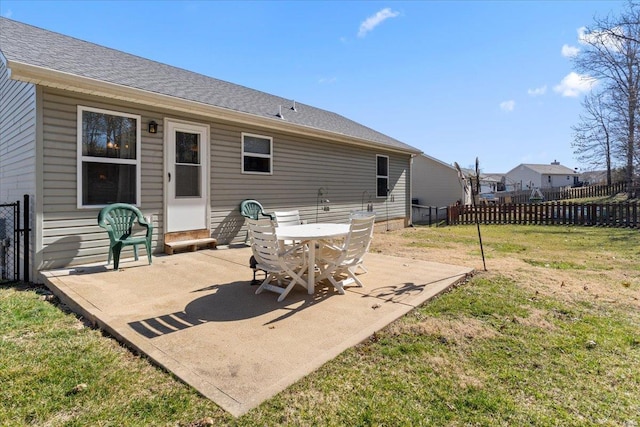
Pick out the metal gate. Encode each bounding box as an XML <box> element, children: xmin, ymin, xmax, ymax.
<box><xmin>0</xmin><ymin>195</ymin><xmax>30</xmax><ymax>284</ymax></box>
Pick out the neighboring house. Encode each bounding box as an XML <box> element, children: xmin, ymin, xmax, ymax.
<box><xmin>0</xmin><ymin>18</ymin><xmax>421</xmax><ymax>281</ymax></box>
<box><xmin>411</xmin><ymin>154</ymin><xmax>464</xmax><ymax>208</ymax></box>
<box><xmin>505</xmin><ymin>161</ymin><xmax>579</xmax><ymax>190</ymax></box>
<box><xmin>477</xmin><ymin>174</ymin><xmax>501</xmax><ymax>195</ymax></box>
<box><xmin>458</xmin><ymin>168</ymin><xmax>501</xmax><ymax>201</ymax></box>
<box><xmin>579</xmin><ymin>170</ymin><xmax>608</xmax><ymax>186</ymax></box>
<box><xmin>483</xmin><ymin>173</ymin><xmax>506</xmax><ymax>192</ymax></box>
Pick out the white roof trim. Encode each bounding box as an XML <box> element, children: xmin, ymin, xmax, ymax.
<box><xmin>418</xmin><ymin>153</ymin><xmax>455</xmax><ymax>170</ymax></box>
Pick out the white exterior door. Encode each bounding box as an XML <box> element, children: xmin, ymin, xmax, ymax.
<box><xmin>165</xmin><ymin>120</ymin><xmax>209</xmax><ymax>232</ymax></box>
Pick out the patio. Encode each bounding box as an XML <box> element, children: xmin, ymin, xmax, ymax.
<box><xmin>40</xmin><ymin>247</ymin><xmax>473</xmax><ymax>417</ymax></box>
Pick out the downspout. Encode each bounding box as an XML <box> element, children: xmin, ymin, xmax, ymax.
<box><xmin>34</xmin><ymin>85</ymin><xmax>44</xmax><ymax>282</ymax></box>
<box><xmin>409</xmin><ymin>154</ymin><xmax>415</xmax><ymax>226</ymax></box>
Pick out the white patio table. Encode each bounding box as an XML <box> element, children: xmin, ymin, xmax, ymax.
<box><xmin>275</xmin><ymin>223</ymin><xmax>350</xmax><ymax>294</ymax></box>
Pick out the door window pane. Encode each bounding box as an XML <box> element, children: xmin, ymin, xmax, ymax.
<box><xmin>176</xmin><ymin>131</ymin><xmax>200</xmax><ymax>164</ymax></box>
<box><xmin>176</xmin><ymin>165</ymin><xmax>201</xmax><ymax>197</ymax></box>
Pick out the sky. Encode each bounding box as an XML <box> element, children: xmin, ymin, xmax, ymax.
<box><xmin>0</xmin><ymin>0</ymin><xmax>627</xmax><ymax>173</ymax></box>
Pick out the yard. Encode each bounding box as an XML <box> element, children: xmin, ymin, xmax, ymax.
<box><xmin>1</xmin><ymin>224</ymin><xmax>639</xmax><ymax>426</ymax></box>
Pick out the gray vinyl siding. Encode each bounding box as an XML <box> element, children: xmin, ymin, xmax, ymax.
<box><xmin>0</xmin><ymin>59</ymin><xmax>37</xmax><ymax>204</ymax></box>
<box><xmin>211</xmin><ymin>126</ymin><xmax>410</xmax><ymax>245</ymax></box>
<box><xmin>39</xmin><ymin>89</ymin><xmax>165</xmax><ymax>269</ymax></box>
<box><xmin>0</xmin><ymin>59</ymin><xmax>36</xmax><ymax>282</ymax></box>
<box><xmin>39</xmin><ymin>88</ymin><xmax>411</xmax><ymax>269</ymax></box>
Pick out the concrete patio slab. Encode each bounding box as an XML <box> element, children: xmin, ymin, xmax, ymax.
<box><xmin>40</xmin><ymin>247</ymin><xmax>473</xmax><ymax>417</ymax></box>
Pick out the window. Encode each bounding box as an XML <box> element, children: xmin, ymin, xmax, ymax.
<box><xmin>175</xmin><ymin>130</ymin><xmax>201</xmax><ymax>197</ymax></box>
<box><xmin>242</xmin><ymin>133</ymin><xmax>272</xmax><ymax>174</ymax></box>
<box><xmin>376</xmin><ymin>155</ymin><xmax>389</xmax><ymax>198</ymax></box>
<box><xmin>77</xmin><ymin>106</ymin><xmax>141</xmax><ymax>208</ymax></box>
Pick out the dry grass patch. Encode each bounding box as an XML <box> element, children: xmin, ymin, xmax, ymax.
<box><xmin>512</xmin><ymin>307</ymin><xmax>556</xmax><ymax>331</ymax></box>
<box><xmin>387</xmin><ymin>316</ymin><xmax>498</xmax><ymax>345</ymax></box>
<box><xmin>371</xmin><ymin>225</ymin><xmax>640</xmax><ymax>310</ymax></box>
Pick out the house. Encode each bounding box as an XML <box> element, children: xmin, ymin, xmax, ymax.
<box><xmin>410</xmin><ymin>154</ymin><xmax>465</xmax><ymax>222</ymax></box>
<box><xmin>455</xmin><ymin>168</ymin><xmax>502</xmax><ymax>203</ymax></box>
<box><xmin>411</xmin><ymin>154</ymin><xmax>465</xmax><ymax>207</ymax></box>
<box><xmin>483</xmin><ymin>173</ymin><xmax>506</xmax><ymax>192</ymax></box>
<box><xmin>0</xmin><ymin>18</ymin><xmax>421</xmax><ymax>281</ymax></box>
<box><xmin>579</xmin><ymin>170</ymin><xmax>608</xmax><ymax>186</ymax></box>
<box><xmin>505</xmin><ymin>161</ymin><xmax>579</xmax><ymax>191</ymax></box>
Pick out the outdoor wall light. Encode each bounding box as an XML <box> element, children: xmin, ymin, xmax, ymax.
<box><xmin>148</xmin><ymin>121</ymin><xmax>158</xmax><ymax>134</ymax></box>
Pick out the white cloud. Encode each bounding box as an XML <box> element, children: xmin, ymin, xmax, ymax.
<box><xmin>577</xmin><ymin>25</ymin><xmax>624</xmax><ymax>51</ymax></box>
<box><xmin>553</xmin><ymin>72</ymin><xmax>597</xmax><ymax>97</ymax></box>
<box><xmin>318</xmin><ymin>77</ymin><xmax>337</xmax><ymax>84</ymax></box>
<box><xmin>500</xmin><ymin>100</ymin><xmax>515</xmax><ymax>112</ymax></box>
<box><xmin>2</xmin><ymin>9</ymin><xmax>12</xmax><ymax>18</ymax></box>
<box><xmin>358</xmin><ymin>8</ymin><xmax>400</xmax><ymax>38</ymax></box>
<box><xmin>561</xmin><ymin>44</ymin><xmax>579</xmax><ymax>58</ymax></box>
<box><xmin>527</xmin><ymin>85</ymin><xmax>547</xmax><ymax>97</ymax></box>
<box><xmin>577</xmin><ymin>26</ymin><xmax>591</xmax><ymax>44</ymax></box>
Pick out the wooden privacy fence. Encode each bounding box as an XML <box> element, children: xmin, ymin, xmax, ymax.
<box><xmin>448</xmin><ymin>201</ymin><xmax>640</xmax><ymax>228</ymax></box>
<box><xmin>497</xmin><ymin>182</ymin><xmax>629</xmax><ymax>204</ymax></box>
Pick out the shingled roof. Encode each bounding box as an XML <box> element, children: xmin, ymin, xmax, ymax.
<box><xmin>0</xmin><ymin>17</ymin><xmax>419</xmax><ymax>154</ymax></box>
<box><xmin>519</xmin><ymin>164</ymin><xmax>577</xmax><ymax>175</ymax></box>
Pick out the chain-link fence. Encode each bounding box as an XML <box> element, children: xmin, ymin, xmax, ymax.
<box><xmin>412</xmin><ymin>204</ymin><xmax>448</xmax><ymax>226</ymax></box>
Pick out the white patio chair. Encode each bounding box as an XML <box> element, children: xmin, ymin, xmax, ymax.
<box><xmin>349</xmin><ymin>211</ymin><xmax>375</xmax><ymax>273</ymax></box>
<box><xmin>350</xmin><ymin>210</ymin><xmax>376</xmax><ymax>219</ymax></box>
<box><xmin>316</xmin><ymin>215</ymin><xmax>375</xmax><ymax>293</ymax></box>
<box><xmin>248</xmin><ymin>218</ymin><xmax>308</xmax><ymax>302</ymax></box>
<box><xmin>273</xmin><ymin>210</ymin><xmax>302</xmax><ymax>227</ymax></box>
<box><xmin>274</xmin><ymin>210</ymin><xmax>303</xmax><ymax>247</ymax></box>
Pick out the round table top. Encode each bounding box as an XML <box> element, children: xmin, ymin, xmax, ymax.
<box><xmin>275</xmin><ymin>223</ymin><xmax>349</xmax><ymax>240</ymax></box>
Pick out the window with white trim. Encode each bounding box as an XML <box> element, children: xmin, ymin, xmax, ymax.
<box><xmin>376</xmin><ymin>154</ymin><xmax>389</xmax><ymax>198</ymax></box>
<box><xmin>77</xmin><ymin>106</ymin><xmax>141</xmax><ymax>207</ymax></box>
<box><xmin>242</xmin><ymin>133</ymin><xmax>272</xmax><ymax>174</ymax></box>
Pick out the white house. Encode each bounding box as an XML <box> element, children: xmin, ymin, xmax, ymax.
<box><xmin>411</xmin><ymin>154</ymin><xmax>465</xmax><ymax>207</ymax></box>
<box><xmin>505</xmin><ymin>161</ymin><xmax>579</xmax><ymax>190</ymax></box>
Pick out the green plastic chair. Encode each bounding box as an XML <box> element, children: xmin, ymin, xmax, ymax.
<box><xmin>239</xmin><ymin>199</ymin><xmax>274</xmax><ymax>220</ymax></box>
<box><xmin>239</xmin><ymin>200</ymin><xmax>274</xmax><ymax>245</ymax></box>
<box><xmin>97</xmin><ymin>203</ymin><xmax>153</xmax><ymax>270</ymax></box>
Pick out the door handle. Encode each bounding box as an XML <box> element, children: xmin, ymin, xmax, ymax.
<box><xmin>168</xmin><ymin>172</ymin><xmax>171</xmax><ymax>182</ymax></box>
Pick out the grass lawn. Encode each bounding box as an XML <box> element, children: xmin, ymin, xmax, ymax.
<box><xmin>1</xmin><ymin>225</ymin><xmax>639</xmax><ymax>426</ymax></box>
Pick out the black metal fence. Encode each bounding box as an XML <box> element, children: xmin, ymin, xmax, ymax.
<box><xmin>0</xmin><ymin>195</ymin><xmax>30</xmax><ymax>284</ymax></box>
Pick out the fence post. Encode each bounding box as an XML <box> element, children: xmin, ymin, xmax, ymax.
<box><xmin>22</xmin><ymin>194</ymin><xmax>29</xmax><ymax>283</ymax></box>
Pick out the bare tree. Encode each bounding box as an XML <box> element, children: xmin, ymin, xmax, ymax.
<box><xmin>572</xmin><ymin>91</ymin><xmax>615</xmax><ymax>184</ymax></box>
<box><xmin>574</xmin><ymin>3</ymin><xmax>640</xmax><ymax>187</ymax></box>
